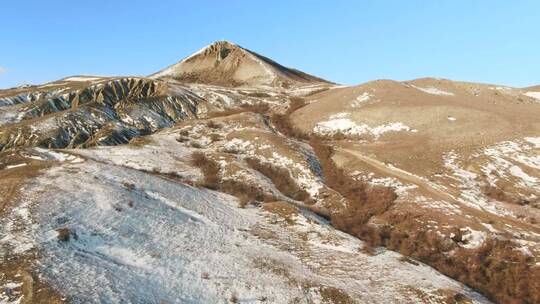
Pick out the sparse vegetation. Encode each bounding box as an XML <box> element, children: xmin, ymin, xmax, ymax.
<box><xmin>191</xmin><ymin>152</ymin><xmax>220</xmax><ymax>189</ymax></box>
<box><xmin>209</xmin><ymin>133</ymin><xmax>223</xmax><ymax>142</ymax></box>
<box><xmin>270</xmin><ymin>97</ymin><xmax>309</xmax><ymax>139</ymax></box>
<box><xmin>245</xmin><ymin>157</ymin><xmax>312</xmax><ymax>203</ymax></box>
<box><xmin>190</xmin><ymin>141</ymin><xmax>204</xmax><ymax>148</ymax></box>
<box><xmin>205</xmin><ymin>103</ymin><xmax>270</xmax><ymax>118</ymax></box>
<box><xmin>56</xmin><ymin>227</ymin><xmax>71</xmax><ymax>242</ymax></box>
<box><xmin>206</xmin><ymin>120</ymin><xmax>222</xmax><ymax>129</ymax></box>
<box><xmin>122</xmin><ymin>181</ymin><xmax>136</xmax><ymax>191</ymax></box>
<box><xmin>176</xmin><ymin>136</ymin><xmax>189</xmax><ymax>143</ymax></box>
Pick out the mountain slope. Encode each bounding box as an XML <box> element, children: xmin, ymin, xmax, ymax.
<box><xmin>1</xmin><ymin>42</ymin><xmax>539</xmax><ymax>303</ymax></box>
<box><xmin>151</xmin><ymin>41</ymin><xmax>331</xmax><ymax>87</ymax></box>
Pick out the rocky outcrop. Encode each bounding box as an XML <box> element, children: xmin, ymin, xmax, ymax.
<box><xmin>0</xmin><ymin>78</ymin><xmax>203</xmax><ymax>150</ymax></box>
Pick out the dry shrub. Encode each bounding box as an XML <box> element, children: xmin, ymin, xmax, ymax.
<box><xmin>270</xmin><ymin>97</ymin><xmax>309</xmax><ymax>139</ymax></box>
<box><xmin>176</xmin><ymin>136</ymin><xmax>189</xmax><ymax>143</ymax></box>
<box><xmin>442</xmin><ymin>239</ymin><xmax>540</xmax><ymax>304</ymax></box>
<box><xmin>209</xmin><ymin>133</ymin><xmax>222</xmax><ymax>142</ymax></box>
<box><xmin>220</xmin><ymin>178</ymin><xmax>273</xmax><ymax>206</ymax></box>
<box><xmin>318</xmin><ymin>286</ymin><xmax>354</xmax><ymax>304</ymax></box>
<box><xmin>191</xmin><ymin>152</ymin><xmax>275</xmax><ymax>204</ymax></box>
<box><xmin>482</xmin><ymin>185</ymin><xmax>538</xmax><ymax>207</ymax></box>
<box><xmin>206</xmin><ymin>120</ymin><xmax>222</xmax><ymax>129</ymax></box>
<box><xmin>56</xmin><ymin>228</ymin><xmax>71</xmax><ymax>242</ymax></box>
<box><xmin>122</xmin><ymin>181</ymin><xmax>136</xmax><ymax>191</ymax></box>
<box><xmin>309</xmin><ymin>138</ymin><xmax>397</xmax><ymax>233</ymax></box>
<box><xmin>191</xmin><ymin>152</ymin><xmax>220</xmax><ymax>189</ymax></box>
<box><xmin>245</xmin><ymin>157</ymin><xmax>312</xmax><ymax>203</ymax></box>
<box><xmin>443</xmin><ymin>292</ymin><xmax>472</xmax><ymax>304</ymax></box>
<box><xmin>129</xmin><ymin>136</ymin><xmax>151</xmax><ymax>147</ymax></box>
<box><xmin>262</xmin><ymin>201</ymin><xmax>300</xmax><ymax>225</ymax></box>
<box><xmin>190</xmin><ymin>141</ymin><xmax>204</xmax><ymax>148</ymax></box>
<box><xmin>358</xmin><ymin>212</ymin><xmax>540</xmax><ymax>304</ymax></box>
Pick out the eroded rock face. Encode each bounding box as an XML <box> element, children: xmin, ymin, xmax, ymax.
<box><xmin>0</xmin><ymin>78</ymin><xmax>203</xmax><ymax>150</ymax></box>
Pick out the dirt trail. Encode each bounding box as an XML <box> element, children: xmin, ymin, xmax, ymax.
<box><xmin>341</xmin><ymin>148</ymin><xmax>457</xmax><ymax>203</ymax></box>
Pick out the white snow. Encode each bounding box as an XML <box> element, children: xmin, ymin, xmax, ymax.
<box><xmin>525</xmin><ymin>137</ymin><xmax>540</xmax><ymax>148</ymax></box>
<box><xmin>351</xmin><ymin>92</ymin><xmax>373</xmax><ymax>107</ymax></box>
<box><xmin>524</xmin><ymin>91</ymin><xmax>540</xmax><ymax>101</ymax></box>
<box><xmin>314</xmin><ymin>113</ymin><xmax>415</xmax><ymax>139</ymax></box>
<box><xmin>412</xmin><ymin>85</ymin><xmax>454</xmax><ymax>96</ymax></box>
<box><xmin>0</xmin><ymin>281</ymin><xmax>23</xmax><ymax>304</ymax></box>
<box><xmin>353</xmin><ymin>172</ymin><xmax>418</xmax><ymax>196</ymax></box>
<box><xmin>460</xmin><ymin>228</ymin><xmax>487</xmax><ymax>249</ymax></box>
<box><xmin>509</xmin><ymin>165</ymin><xmax>537</xmax><ymax>187</ymax></box>
<box><xmin>443</xmin><ymin>151</ymin><xmax>512</xmax><ymax>216</ymax></box>
<box><xmin>447</xmin><ymin>116</ymin><xmax>457</xmax><ymax>121</ymax></box>
<box><xmin>63</xmin><ymin>76</ymin><xmax>103</xmax><ymax>82</ymax></box>
<box><xmin>4</xmin><ymin>163</ymin><xmax>27</xmax><ymax>169</ymax></box>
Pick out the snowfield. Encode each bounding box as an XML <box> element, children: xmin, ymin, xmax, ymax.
<box><xmin>0</xmin><ymin>148</ymin><xmax>490</xmax><ymax>303</ymax></box>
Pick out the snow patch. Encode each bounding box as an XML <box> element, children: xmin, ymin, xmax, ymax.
<box><xmin>314</xmin><ymin>113</ymin><xmax>415</xmax><ymax>139</ymax></box>
<box><xmin>351</xmin><ymin>92</ymin><xmax>373</xmax><ymax>108</ymax></box>
<box><xmin>460</xmin><ymin>228</ymin><xmax>487</xmax><ymax>249</ymax></box>
<box><xmin>413</xmin><ymin>85</ymin><xmax>454</xmax><ymax>96</ymax></box>
<box><xmin>4</xmin><ymin>163</ymin><xmax>27</xmax><ymax>169</ymax></box>
<box><xmin>524</xmin><ymin>91</ymin><xmax>540</xmax><ymax>101</ymax></box>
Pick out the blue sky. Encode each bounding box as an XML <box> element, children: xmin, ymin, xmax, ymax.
<box><xmin>1</xmin><ymin>1</ymin><xmax>538</xmax><ymax>89</ymax></box>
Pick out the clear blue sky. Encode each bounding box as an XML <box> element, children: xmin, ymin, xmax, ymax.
<box><xmin>1</xmin><ymin>1</ymin><xmax>539</xmax><ymax>89</ymax></box>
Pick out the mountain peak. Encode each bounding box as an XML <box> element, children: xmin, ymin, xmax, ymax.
<box><xmin>151</xmin><ymin>41</ymin><xmax>330</xmax><ymax>87</ymax></box>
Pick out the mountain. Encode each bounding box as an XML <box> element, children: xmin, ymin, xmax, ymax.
<box><xmin>1</xmin><ymin>42</ymin><xmax>539</xmax><ymax>304</ymax></box>
<box><xmin>151</xmin><ymin>41</ymin><xmax>331</xmax><ymax>87</ymax></box>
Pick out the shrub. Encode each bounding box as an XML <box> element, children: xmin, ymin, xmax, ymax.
<box><xmin>209</xmin><ymin>133</ymin><xmax>223</xmax><ymax>142</ymax></box>
<box><xmin>122</xmin><ymin>181</ymin><xmax>136</xmax><ymax>191</ymax></box>
<box><xmin>245</xmin><ymin>157</ymin><xmax>312</xmax><ymax>203</ymax></box>
<box><xmin>56</xmin><ymin>227</ymin><xmax>71</xmax><ymax>242</ymax></box>
<box><xmin>206</xmin><ymin>120</ymin><xmax>222</xmax><ymax>129</ymax></box>
<box><xmin>190</xmin><ymin>141</ymin><xmax>204</xmax><ymax>148</ymax></box>
<box><xmin>191</xmin><ymin>152</ymin><xmax>220</xmax><ymax>189</ymax></box>
<box><xmin>270</xmin><ymin>97</ymin><xmax>309</xmax><ymax>139</ymax></box>
<box><xmin>309</xmin><ymin>138</ymin><xmax>397</xmax><ymax>233</ymax></box>
<box><xmin>176</xmin><ymin>136</ymin><xmax>189</xmax><ymax>143</ymax></box>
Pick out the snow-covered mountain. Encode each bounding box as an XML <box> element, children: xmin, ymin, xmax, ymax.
<box><xmin>1</xmin><ymin>41</ymin><xmax>539</xmax><ymax>304</ymax></box>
